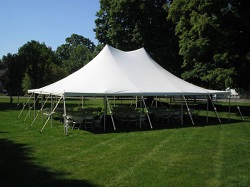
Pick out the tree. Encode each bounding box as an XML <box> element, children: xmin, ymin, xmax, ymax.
<box><xmin>1</xmin><ymin>53</ymin><xmax>25</xmax><ymax>101</ymax></box>
<box><xmin>18</xmin><ymin>40</ymin><xmax>66</xmax><ymax>92</ymax></box>
<box><xmin>56</xmin><ymin>34</ymin><xmax>96</xmax><ymax>74</ymax></box>
<box><xmin>65</xmin><ymin>34</ymin><xmax>96</xmax><ymax>52</ymax></box>
<box><xmin>61</xmin><ymin>45</ymin><xmax>93</xmax><ymax>73</ymax></box>
<box><xmin>94</xmin><ymin>0</ymin><xmax>182</xmax><ymax>75</ymax></box>
<box><xmin>168</xmin><ymin>0</ymin><xmax>250</xmax><ymax>91</ymax></box>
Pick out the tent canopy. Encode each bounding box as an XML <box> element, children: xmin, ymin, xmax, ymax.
<box><xmin>28</xmin><ymin>45</ymin><xmax>229</xmax><ymax>97</ymax></box>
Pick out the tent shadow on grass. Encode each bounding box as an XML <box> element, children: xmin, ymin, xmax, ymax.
<box><xmin>87</xmin><ymin>114</ymin><xmax>247</xmax><ymax>135</ymax></box>
<box><xmin>0</xmin><ymin>138</ymin><xmax>99</xmax><ymax>187</ymax></box>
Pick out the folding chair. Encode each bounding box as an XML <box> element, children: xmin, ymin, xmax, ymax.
<box><xmin>72</xmin><ymin>116</ymin><xmax>85</xmax><ymax>130</ymax></box>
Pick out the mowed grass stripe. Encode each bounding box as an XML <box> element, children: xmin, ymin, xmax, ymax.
<box><xmin>108</xmin><ymin>131</ymin><xmax>176</xmax><ymax>186</ymax></box>
<box><xmin>108</xmin><ymin>128</ymin><xmax>200</xmax><ymax>187</ymax></box>
<box><xmin>209</xmin><ymin>125</ymin><xmax>224</xmax><ymax>187</ymax></box>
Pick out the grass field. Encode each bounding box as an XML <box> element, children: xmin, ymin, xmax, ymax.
<box><xmin>0</xmin><ymin>96</ymin><xmax>249</xmax><ymax>187</ymax></box>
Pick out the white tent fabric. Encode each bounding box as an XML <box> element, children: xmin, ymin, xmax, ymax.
<box><xmin>28</xmin><ymin>45</ymin><xmax>229</xmax><ymax>97</ymax></box>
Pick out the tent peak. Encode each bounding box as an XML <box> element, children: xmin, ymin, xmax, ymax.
<box><xmin>104</xmin><ymin>44</ymin><xmax>145</xmax><ymax>53</ymax></box>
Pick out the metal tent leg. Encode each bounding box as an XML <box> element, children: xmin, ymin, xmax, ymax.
<box><xmin>30</xmin><ymin>95</ymin><xmax>50</xmax><ymax>127</ymax></box>
<box><xmin>106</xmin><ymin>97</ymin><xmax>116</xmax><ymax>131</ymax></box>
<box><xmin>142</xmin><ymin>96</ymin><xmax>153</xmax><ymax>129</ymax></box>
<box><xmin>17</xmin><ymin>93</ymin><xmax>34</xmax><ymax>120</ymax></box>
<box><xmin>40</xmin><ymin>96</ymin><xmax>63</xmax><ymax>133</ymax></box>
<box><xmin>209</xmin><ymin>95</ymin><xmax>221</xmax><ymax>123</ymax></box>
<box><xmin>183</xmin><ymin>95</ymin><xmax>194</xmax><ymax>125</ymax></box>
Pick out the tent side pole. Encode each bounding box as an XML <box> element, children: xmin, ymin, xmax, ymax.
<box><xmin>139</xmin><ymin>95</ymin><xmax>142</xmax><ymax>128</ymax></box>
<box><xmin>23</xmin><ymin>94</ymin><xmax>40</xmax><ymax>123</ymax></box>
<box><xmin>34</xmin><ymin>94</ymin><xmax>36</xmax><ymax>119</ymax></box>
<box><xmin>233</xmin><ymin>97</ymin><xmax>244</xmax><ymax>121</ymax></box>
<box><xmin>206</xmin><ymin>95</ymin><xmax>209</xmax><ymax>123</ymax></box>
<box><xmin>51</xmin><ymin>95</ymin><xmax>53</xmax><ymax>127</ymax></box>
<box><xmin>136</xmin><ymin>96</ymin><xmax>138</xmax><ymax>108</ymax></box>
<box><xmin>30</xmin><ymin>95</ymin><xmax>50</xmax><ymax>127</ymax></box>
<box><xmin>181</xmin><ymin>96</ymin><xmax>183</xmax><ymax>125</ymax></box>
<box><xmin>29</xmin><ymin>97</ymin><xmax>31</xmax><ymax>118</ymax></box>
<box><xmin>40</xmin><ymin>96</ymin><xmax>62</xmax><ymax>133</ymax></box>
<box><xmin>106</xmin><ymin>97</ymin><xmax>116</xmax><ymax>131</ymax></box>
<box><xmin>228</xmin><ymin>96</ymin><xmax>231</xmax><ymax>122</ymax></box>
<box><xmin>103</xmin><ymin>96</ymin><xmax>107</xmax><ymax>131</ymax></box>
<box><xmin>209</xmin><ymin>95</ymin><xmax>221</xmax><ymax>123</ymax></box>
<box><xmin>183</xmin><ymin>95</ymin><xmax>194</xmax><ymax>125</ymax></box>
<box><xmin>41</xmin><ymin>95</ymin><xmax>43</xmax><ymax>123</ymax></box>
<box><xmin>142</xmin><ymin>96</ymin><xmax>153</xmax><ymax>129</ymax></box>
<box><xmin>63</xmin><ymin>95</ymin><xmax>68</xmax><ymax>135</ymax></box>
<box><xmin>17</xmin><ymin>93</ymin><xmax>34</xmax><ymax>120</ymax></box>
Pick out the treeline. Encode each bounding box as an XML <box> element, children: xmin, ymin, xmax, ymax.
<box><xmin>0</xmin><ymin>0</ymin><xmax>249</xmax><ymax>97</ymax></box>
<box><xmin>0</xmin><ymin>34</ymin><xmax>104</xmax><ymax>96</ymax></box>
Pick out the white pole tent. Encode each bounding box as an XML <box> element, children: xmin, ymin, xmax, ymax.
<box><xmin>27</xmin><ymin>45</ymin><xmax>230</xmax><ymax>134</ymax></box>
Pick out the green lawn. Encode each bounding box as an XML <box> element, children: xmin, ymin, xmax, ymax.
<box><xmin>0</xmin><ymin>97</ymin><xmax>249</xmax><ymax>187</ymax></box>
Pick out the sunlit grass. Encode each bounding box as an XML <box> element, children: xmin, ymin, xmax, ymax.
<box><xmin>0</xmin><ymin>96</ymin><xmax>249</xmax><ymax>186</ymax></box>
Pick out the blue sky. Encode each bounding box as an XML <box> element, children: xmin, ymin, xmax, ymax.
<box><xmin>0</xmin><ymin>0</ymin><xmax>100</xmax><ymax>57</ymax></box>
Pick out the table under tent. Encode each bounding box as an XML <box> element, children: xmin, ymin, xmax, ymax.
<box><xmin>24</xmin><ymin>45</ymin><xmax>235</xmax><ymax>135</ymax></box>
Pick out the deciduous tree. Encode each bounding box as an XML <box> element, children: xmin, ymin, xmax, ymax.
<box><xmin>1</xmin><ymin>54</ymin><xmax>25</xmax><ymax>101</ymax></box>
<box><xmin>95</xmin><ymin>0</ymin><xmax>182</xmax><ymax>75</ymax></box>
<box><xmin>18</xmin><ymin>40</ymin><xmax>66</xmax><ymax>92</ymax></box>
<box><xmin>168</xmin><ymin>0</ymin><xmax>250</xmax><ymax>91</ymax></box>
<box><xmin>56</xmin><ymin>34</ymin><xmax>95</xmax><ymax>74</ymax></box>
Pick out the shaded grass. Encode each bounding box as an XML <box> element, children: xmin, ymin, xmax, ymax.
<box><xmin>0</xmin><ymin>97</ymin><xmax>249</xmax><ymax>186</ymax></box>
